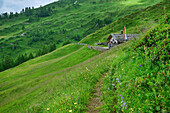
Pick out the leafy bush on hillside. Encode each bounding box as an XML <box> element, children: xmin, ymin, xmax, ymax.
<box><xmin>101</xmin><ymin>17</ymin><xmax>169</xmax><ymax>112</ymax></box>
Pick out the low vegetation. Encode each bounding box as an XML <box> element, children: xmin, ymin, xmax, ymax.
<box><xmin>0</xmin><ymin>44</ymin><xmax>100</xmax><ymax>112</ymax></box>
<box><xmin>0</xmin><ymin>17</ymin><xmax>169</xmax><ymax>112</ymax></box>
<box><xmin>0</xmin><ymin>0</ymin><xmax>169</xmax><ymax>112</ymax></box>
<box><xmin>101</xmin><ymin>17</ymin><xmax>169</xmax><ymax>112</ymax></box>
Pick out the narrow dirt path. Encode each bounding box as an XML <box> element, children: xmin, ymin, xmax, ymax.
<box><xmin>86</xmin><ymin>75</ymin><xmax>105</xmax><ymax>113</ymax></box>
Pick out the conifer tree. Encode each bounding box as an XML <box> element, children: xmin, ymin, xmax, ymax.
<box><xmin>42</xmin><ymin>45</ymin><xmax>49</xmax><ymax>55</ymax></box>
<box><xmin>29</xmin><ymin>53</ymin><xmax>34</xmax><ymax>59</ymax></box>
<box><xmin>49</xmin><ymin>44</ymin><xmax>56</xmax><ymax>52</ymax></box>
<box><xmin>15</xmin><ymin>12</ymin><xmax>19</xmax><ymax>17</ymax></box>
<box><xmin>24</xmin><ymin>53</ymin><xmax>28</xmax><ymax>61</ymax></box>
<box><xmin>2</xmin><ymin>12</ymin><xmax>8</xmax><ymax>19</ymax></box>
<box><xmin>9</xmin><ymin>12</ymin><xmax>14</xmax><ymax>19</ymax></box>
<box><xmin>3</xmin><ymin>55</ymin><xmax>13</xmax><ymax>69</ymax></box>
<box><xmin>16</xmin><ymin>54</ymin><xmax>25</xmax><ymax>65</ymax></box>
<box><xmin>36</xmin><ymin>49</ymin><xmax>42</xmax><ymax>57</ymax></box>
<box><xmin>0</xmin><ymin>61</ymin><xmax>3</xmax><ymax>72</ymax></box>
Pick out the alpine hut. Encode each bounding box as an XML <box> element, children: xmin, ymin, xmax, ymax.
<box><xmin>107</xmin><ymin>29</ymin><xmax>138</xmax><ymax>49</ymax></box>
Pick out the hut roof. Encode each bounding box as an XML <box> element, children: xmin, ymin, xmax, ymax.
<box><xmin>107</xmin><ymin>33</ymin><xmax>139</xmax><ymax>42</ymax></box>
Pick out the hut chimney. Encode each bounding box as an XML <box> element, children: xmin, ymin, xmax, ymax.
<box><xmin>121</xmin><ymin>30</ymin><xmax>123</xmax><ymax>34</ymax></box>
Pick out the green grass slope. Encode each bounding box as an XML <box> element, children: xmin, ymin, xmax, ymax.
<box><xmin>0</xmin><ymin>0</ymin><xmax>162</xmax><ymax>59</ymax></box>
<box><xmin>0</xmin><ymin>0</ymin><xmax>169</xmax><ymax>112</ymax></box>
<box><xmin>101</xmin><ymin>17</ymin><xmax>169</xmax><ymax>112</ymax></box>
<box><xmin>0</xmin><ymin>17</ymin><xmax>168</xmax><ymax>112</ymax></box>
<box><xmin>0</xmin><ymin>38</ymin><xmax>129</xmax><ymax>112</ymax></box>
<box><xmin>80</xmin><ymin>0</ymin><xmax>169</xmax><ymax>45</ymax></box>
<box><xmin>24</xmin><ymin>44</ymin><xmax>83</xmax><ymax>65</ymax></box>
<box><xmin>0</xmin><ymin>44</ymin><xmax>100</xmax><ymax>112</ymax></box>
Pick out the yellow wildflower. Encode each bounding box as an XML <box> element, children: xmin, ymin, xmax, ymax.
<box><xmin>130</xmin><ymin>108</ymin><xmax>133</xmax><ymax>111</ymax></box>
<box><xmin>69</xmin><ymin>110</ymin><xmax>72</xmax><ymax>112</ymax></box>
<box><xmin>74</xmin><ymin>102</ymin><xmax>77</xmax><ymax>105</ymax></box>
<box><xmin>47</xmin><ymin>108</ymin><xmax>50</xmax><ymax>110</ymax></box>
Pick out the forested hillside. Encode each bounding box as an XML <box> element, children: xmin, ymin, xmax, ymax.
<box><xmin>0</xmin><ymin>0</ymin><xmax>162</xmax><ymax>72</ymax></box>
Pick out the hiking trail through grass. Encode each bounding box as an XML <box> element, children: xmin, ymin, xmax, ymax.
<box><xmin>86</xmin><ymin>74</ymin><xmax>106</xmax><ymax>113</ymax></box>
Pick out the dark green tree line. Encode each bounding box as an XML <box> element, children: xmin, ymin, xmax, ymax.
<box><xmin>0</xmin><ymin>43</ymin><xmax>56</xmax><ymax>72</ymax></box>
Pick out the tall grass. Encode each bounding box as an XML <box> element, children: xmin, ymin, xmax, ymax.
<box><xmin>0</xmin><ymin>1</ymin><xmax>169</xmax><ymax>112</ymax></box>
<box><xmin>0</xmin><ymin>39</ymin><xmax>130</xmax><ymax>112</ymax></box>
<box><xmin>100</xmin><ymin>17</ymin><xmax>169</xmax><ymax>112</ymax></box>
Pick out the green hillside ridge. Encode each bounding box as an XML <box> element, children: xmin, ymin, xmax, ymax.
<box><xmin>0</xmin><ymin>0</ymin><xmax>167</xmax><ymax>72</ymax></box>
<box><xmin>0</xmin><ymin>0</ymin><xmax>162</xmax><ymax>60</ymax></box>
<box><xmin>80</xmin><ymin>0</ymin><xmax>169</xmax><ymax>45</ymax></box>
<box><xmin>0</xmin><ymin>0</ymin><xmax>169</xmax><ymax>112</ymax></box>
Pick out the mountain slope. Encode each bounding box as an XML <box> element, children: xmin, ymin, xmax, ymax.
<box><xmin>101</xmin><ymin>17</ymin><xmax>169</xmax><ymax>112</ymax></box>
<box><xmin>0</xmin><ymin>0</ymin><xmax>162</xmax><ymax>60</ymax></box>
<box><xmin>80</xmin><ymin>0</ymin><xmax>169</xmax><ymax>44</ymax></box>
<box><xmin>0</xmin><ymin>0</ymin><xmax>169</xmax><ymax>112</ymax></box>
<box><xmin>0</xmin><ymin>44</ymin><xmax>100</xmax><ymax>112</ymax></box>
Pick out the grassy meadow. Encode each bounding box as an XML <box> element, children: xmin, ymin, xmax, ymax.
<box><xmin>0</xmin><ymin>44</ymin><xmax>101</xmax><ymax>112</ymax></box>
<box><xmin>1</xmin><ymin>18</ymin><xmax>168</xmax><ymax>112</ymax></box>
<box><xmin>0</xmin><ymin>0</ymin><xmax>169</xmax><ymax>112</ymax></box>
<box><xmin>0</xmin><ymin>37</ymin><xmax>134</xmax><ymax>112</ymax></box>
